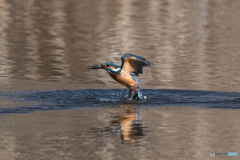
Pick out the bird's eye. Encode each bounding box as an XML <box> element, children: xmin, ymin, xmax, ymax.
<box><xmin>102</xmin><ymin>64</ymin><xmax>107</xmax><ymax>67</ymax></box>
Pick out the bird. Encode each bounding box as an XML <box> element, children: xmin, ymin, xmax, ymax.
<box><xmin>89</xmin><ymin>53</ymin><xmax>154</xmax><ymax>99</ymax></box>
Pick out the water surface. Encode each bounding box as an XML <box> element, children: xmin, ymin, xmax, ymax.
<box><xmin>0</xmin><ymin>104</ymin><xmax>239</xmax><ymax>160</ymax></box>
<box><xmin>1</xmin><ymin>89</ymin><xmax>240</xmax><ymax>114</ymax></box>
<box><xmin>0</xmin><ymin>0</ymin><xmax>240</xmax><ymax>159</ymax></box>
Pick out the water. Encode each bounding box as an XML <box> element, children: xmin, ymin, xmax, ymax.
<box><xmin>1</xmin><ymin>89</ymin><xmax>240</xmax><ymax>114</ymax></box>
<box><xmin>1</xmin><ymin>0</ymin><xmax>240</xmax><ymax>159</ymax></box>
<box><xmin>1</xmin><ymin>89</ymin><xmax>240</xmax><ymax>159</ymax></box>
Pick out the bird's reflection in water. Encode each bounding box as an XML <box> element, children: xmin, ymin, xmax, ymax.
<box><xmin>108</xmin><ymin>105</ymin><xmax>145</xmax><ymax>145</ymax></box>
<box><xmin>89</xmin><ymin>105</ymin><xmax>146</xmax><ymax>145</ymax></box>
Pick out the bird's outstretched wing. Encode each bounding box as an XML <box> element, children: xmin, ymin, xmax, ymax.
<box><xmin>121</xmin><ymin>53</ymin><xmax>154</xmax><ymax>76</ymax></box>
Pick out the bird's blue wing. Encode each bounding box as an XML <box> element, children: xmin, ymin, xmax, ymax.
<box><xmin>121</xmin><ymin>53</ymin><xmax>154</xmax><ymax>76</ymax></box>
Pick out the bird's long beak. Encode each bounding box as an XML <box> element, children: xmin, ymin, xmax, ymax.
<box><xmin>89</xmin><ymin>64</ymin><xmax>101</xmax><ymax>69</ymax></box>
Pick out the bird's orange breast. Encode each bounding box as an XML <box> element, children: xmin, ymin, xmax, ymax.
<box><xmin>109</xmin><ymin>72</ymin><xmax>137</xmax><ymax>88</ymax></box>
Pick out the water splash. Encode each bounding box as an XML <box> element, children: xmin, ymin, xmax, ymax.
<box><xmin>148</xmin><ymin>67</ymin><xmax>152</xmax><ymax>80</ymax></box>
<box><xmin>125</xmin><ymin>89</ymin><xmax>135</xmax><ymax>100</ymax></box>
<box><xmin>120</xmin><ymin>87</ymin><xmax>125</xmax><ymax>96</ymax></box>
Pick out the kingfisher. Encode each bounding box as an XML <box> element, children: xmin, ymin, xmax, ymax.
<box><xmin>89</xmin><ymin>53</ymin><xmax>154</xmax><ymax>98</ymax></box>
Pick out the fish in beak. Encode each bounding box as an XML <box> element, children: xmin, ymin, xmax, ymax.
<box><xmin>89</xmin><ymin>64</ymin><xmax>102</xmax><ymax>69</ymax></box>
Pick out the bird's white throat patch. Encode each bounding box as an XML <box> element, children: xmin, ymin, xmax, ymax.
<box><xmin>112</xmin><ymin>68</ymin><xmax>121</xmax><ymax>72</ymax></box>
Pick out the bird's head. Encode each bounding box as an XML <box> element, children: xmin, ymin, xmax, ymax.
<box><xmin>89</xmin><ymin>62</ymin><xmax>121</xmax><ymax>73</ymax></box>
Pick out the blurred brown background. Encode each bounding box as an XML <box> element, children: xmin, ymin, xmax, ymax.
<box><xmin>1</xmin><ymin>0</ymin><xmax>240</xmax><ymax>91</ymax></box>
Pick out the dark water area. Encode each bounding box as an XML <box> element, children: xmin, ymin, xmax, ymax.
<box><xmin>1</xmin><ymin>89</ymin><xmax>240</xmax><ymax>114</ymax></box>
<box><xmin>1</xmin><ymin>0</ymin><xmax>240</xmax><ymax>159</ymax></box>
